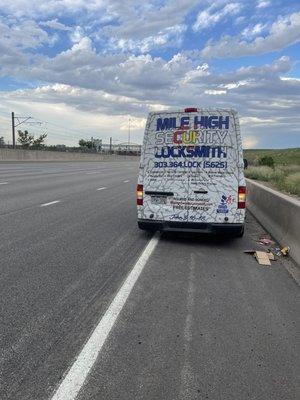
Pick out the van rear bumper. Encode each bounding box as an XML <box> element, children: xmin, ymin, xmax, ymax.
<box><xmin>138</xmin><ymin>219</ymin><xmax>244</xmax><ymax>235</ymax></box>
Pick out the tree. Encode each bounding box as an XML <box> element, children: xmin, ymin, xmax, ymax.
<box><xmin>17</xmin><ymin>130</ymin><xmax>34</xmax><ymax>148</ymax></box>
<box><xmin>32</xmin><ymin>133</ymin><xmax>47</xmax><ymax>149</ymax></box>
<box><xmin>79</xmin><ymin>139</ymin><xmax>87</xmax><ymax>147</ymax></box>
<box><xmin>79</xmin><ymin>139</ymin><xmax>94</xmax><ymax>149</ymax></box>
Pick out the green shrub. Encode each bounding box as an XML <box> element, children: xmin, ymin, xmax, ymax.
<box><xmin>258</xmin><ymin>156</ymin><xmax>275</xmax><ymax>168</ymax></box>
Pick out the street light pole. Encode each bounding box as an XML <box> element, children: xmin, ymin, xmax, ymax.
<box><xmin>128</xmin><ymin>118</ymin><xmax>131</xmax><ymax>145</ymax></box>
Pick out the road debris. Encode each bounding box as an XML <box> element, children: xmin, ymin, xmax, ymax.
<box><xmin>254</xmin><ymin>251</ymin><xmax>272</xmax><ymax>266</ymax></box>
<box><xmin>244</xmin><ymin>250</ymin><xmax>256</xmax><ymax>254</ymax></box>
<box><xmin>280</xmin><ymin>246</ymin><xmax>290</xmax><ymax>256</ymax></box>
<box><xmin>267</xmin><ymin>251</ymin><xmax>275</xmax><ymax>261</ymax></box>
<box><xmin>246</xmin><ymin>232</ymin><xmax>290</xmax><ymax>265</ymax></box>
<box><xmin>259</xmin><ymin>237</ymin><xmax>275</xmax><ymax>246</ymax></box>
<box><xmin>244</xmin><ymin>250</ymin><xmax>276</xmax><ymax>265</ymax></box>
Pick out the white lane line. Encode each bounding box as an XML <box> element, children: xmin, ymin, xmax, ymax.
<box><xmin>97</xmin><ymin>187</ymin><xmax>107</xmax><ymax>191</ymax></box>
<box><xmin>51</xmin><ymin>232</ymin><xmax>160</xmax><ymax>400</ymax></box>
<box><xmin>123</xmin><ymin>179</ymin><xmax>130</xmax><ymax>183</ymax></box>
<box><xmin>86</xmin><ymin>172</ymin><xmax>102</xmax><ymax>175</ymax></box>
<box><xmin>0</xmin><ymin>182</ymin><xmax>9</xmax><ymax>185</ymax></box>
<box><xmin>40</xmin><ymin>200</ymin><xmax>61</xmax><ymax>207</ymax></box>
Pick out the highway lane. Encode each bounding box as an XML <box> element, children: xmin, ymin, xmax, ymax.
<box><xmin>0</xmin><ymin>161</ymin><xmax>299</xmax><ymax>400</ymax></box>
<box><xmin>78</xmin><ymin>215</ymin><xmax>300</xmax><ymax>400</ymax></box>
<box><xmin>0</xmin><ymin>162</ymin><xmax>138</xmax><ymax>214</ymax></box>
<box><xmin>0</xmin><ymin>161</ymin><xmax>145</xmax><ymax>400</ymax></box>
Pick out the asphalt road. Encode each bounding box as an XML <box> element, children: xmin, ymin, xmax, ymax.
<box><xmin>0</xmin><ymin>161</ymin><xmax>299</xmax><ymax>400</ymax></box>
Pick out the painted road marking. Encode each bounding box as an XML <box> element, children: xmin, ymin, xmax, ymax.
<box><xmin>123</xmin><ymin>180</ymin><xmax>130</xmax><ymax>183</ymax></box>
<box><xmin>40</xmin><ymin>200</ymin><xmax>61</xmax><ymax>207</ymax></box>
<box><xmin>51</xmin><ymin>233</ymin><xmax>160</xmax><ymax>400</ymax></box>
<box><xmin>97</xmin><ymin>187</ymin><xmax>107</xmax><ymax>191</ymax></box>
<box><xmin>0</xmin><ymin>182</ymin><xmax>8</xmax><ymax>185</ymax></box>
<box><xmin>86</xmin><ymin>171</ymin><xmax>102</xmax><ymax>175</ymax></box>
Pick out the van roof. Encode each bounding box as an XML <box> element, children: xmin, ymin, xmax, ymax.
<box><xmin>148</xmin><ymin>108</ymin><xmax>237</xmax><ymax>116</ymax></box>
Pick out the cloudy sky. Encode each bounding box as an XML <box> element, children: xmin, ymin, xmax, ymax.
<box><xmin>0</xmin><ymin>0</ymin><xmax>299</xmax><ymax>148</ymax></box>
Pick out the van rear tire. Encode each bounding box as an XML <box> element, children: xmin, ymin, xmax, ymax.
<box><xmin>234</xmin><ymin>226</ymin><xmax>244</xmax><ymax>237</ymax></box>
<box><xmin>138</xmin><ymin>221</ymin><xmax>157</xmax><ymax>232</ymax></box>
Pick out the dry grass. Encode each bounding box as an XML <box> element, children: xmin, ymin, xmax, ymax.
<box><xmin>283</xmin><ymin>172</ymin><xmax>300</xmax><ymax>195</ymax></box>
<box><xmin>245</xmin><ymin>165</ymin><xmax>300</xmax><ymax>196</ymax></box>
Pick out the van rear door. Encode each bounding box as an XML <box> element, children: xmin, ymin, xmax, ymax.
<box><xmin>185</xmin><ymin>109</ymin><xmax>242</xmax><ymax>224</ymax></box>
<box><xmin>140</xmin><ymin>112</ymin><xmax>189</xmax><ymax>223</ymax></box>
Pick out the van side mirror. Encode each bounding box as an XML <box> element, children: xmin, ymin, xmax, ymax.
<box><xmin>243</xmin><ymin>159</ymin><xmax>248</xmax><ymax>169</ymax></box>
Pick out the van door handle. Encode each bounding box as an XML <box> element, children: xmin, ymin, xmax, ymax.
<box><xmin>194</xmin><ymin>190</ymin><xmax>208</xmax><ymax>194</ymax></box>
<box><xmin>145</xmin><ymin>191</ymin><xmax>174</xmax><ymax>196</ymax></box>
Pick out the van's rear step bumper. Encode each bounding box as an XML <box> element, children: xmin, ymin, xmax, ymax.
<box><xmin>138</xmin><ymin>219</ymin><xmax>244</xmax><ymax>235</ymax></box>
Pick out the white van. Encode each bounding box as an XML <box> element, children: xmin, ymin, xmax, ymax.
<box><xmin>136</xmin><ymin>108</ymin><xmax>246</xmax><ymax>237</ymax></box>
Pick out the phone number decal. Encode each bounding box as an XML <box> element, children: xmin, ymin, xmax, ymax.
<box><xmin>154</xmin><ymin>161</ymin><xmax>227</xmax><ymax>169</ymax></box>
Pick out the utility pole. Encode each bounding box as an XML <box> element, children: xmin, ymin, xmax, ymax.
<box><xmin>109</xmin><ymin>137</ymin><xmax>112</xmax><ymax>153</ymax></box>
<box><xmin>11</xmin><ymin>112</ymin><xmax>15</xmax><ymax>149</ymax></box>
<box><xmin>11</xmin><ymin>112</ymin><xmax>42</xmax><ymax>149</ymax></box>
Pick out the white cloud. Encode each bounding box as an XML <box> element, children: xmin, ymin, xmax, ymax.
<box><xmin>193</xmin><ymin>2</ymin><xmax>242</xmax><ymax>31</ymax></box>
<box><xmin>234</xmin><ymin>56</ymin><xmax>291</xmax><ymax>78</ymax></box>
<box><xmin>243</xmin><ymin>136</ymin><xmax>259</xmax><ymax>149</ymax></box>
<box><xmin>280</xmin><ymin>76</ymin><xmax>300</xmax><ymax>82</ymax></box>
<box><xmin>0</xmin><ymin>54</ymin><xmax>299</xmax><ymax>148</ymax></box>
<box><xmin>104</xmin><ymin>0</ymin><xmax>199</xmax><ymax>40</ymax></box>
<box><xmin>0</xmin><ymin>18</ymin><xmax>56</xmax><ymax>50</ymax></box>
<box><xmin>70</xmin><ymin>26</ymin><xmax>86</xmax><ymax>44</ymax></box>
<box><xmin>0</xmin><ymin>86</ymin><xmax>147</xmax><ymax>145</ymax></box>
<box><xmin>256</xmin><ymin>0</ymin><xmax>270</xmax><ymax>9</ymax></box>
<box><xmin>179</xmin><ymin>57</ymin><xmax>292</xmax><ymax>89</ymax></box>
<box><xmin>201</xmin><ymin>11</ymin><xmax>300</xmax><ymax>58</ymax></box>
<box><xmin>240</xmin><ymin>117</ymin><xmax>277</xmax><ymax>125</ymax></box>
<box><xmin>110</xmin><ymin>25</ymin><xmax>186</xmax><ymax>53</ymax></box>
<box><xmin>0</xmin><ymin>1</ymin><xmax>299</xmax><ymax>149</ymax></box>
<box><xmin>0</xmin><ymin>1</ymin><xmax>200</xmax><ymax>55</ymax></box>
<box><xmin>40</xmin><ymin>19</ymin><xmax>71</xmax><ymax>31</ymax></box>
<box><xmin>70</xmin><ymin>36</ymin><xmax>93</xmax><ymax>51</ymax></box>
<box><xmin>0</xmin><ymin>0</ymin><xmax>106</xmax><ymax>18</ymax></box>
<box><xmin>242</xmin><ymin>23</ymin><xmax>267</xmax><ymax>38</ymax></box>
<box><xmin>221</xmin><ymin>80</ymin><xmax>249</xmax><ymax>90</ymax></box>
<box><xmin>204</xmin><ymin>89</ymin><xmax>227</xmax><ymax>95</ymax></box>
<box><xmin>120</xmin><ymin>117</ymin><xmax>146</xmax><ymax>132</ymax></box>
<box><xmin>182</xmin><ymin>63</ymin><xmax>210</xmax><ymax>83</ymax></box>
<box><xmin>0</xmin><ymin>18</ymin><xmax>57</xmax><ymax>71</ymax></box>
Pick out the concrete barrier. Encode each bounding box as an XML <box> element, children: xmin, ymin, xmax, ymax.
<box><xmin>0</xmin><ymin>148</ymin><xmax>138</xmax><ymax>162</ymax></box>
<box><xmin>246</xmin><ymin>178</ymin><xmax>300</xmax><ymax>266</ymax></box>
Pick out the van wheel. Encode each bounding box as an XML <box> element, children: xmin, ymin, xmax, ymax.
<box><xmin>235</xmin><ymin>226</ymin><xmax>244</xmax><ymax>237</ymax></box>
<box><xmin>138</xmin><ymin>221</ymin><xmax>157</xmax><ymax>232</ymax></box>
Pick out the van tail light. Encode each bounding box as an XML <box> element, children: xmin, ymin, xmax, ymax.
<box><xmin>136</xmin><ymin>184</ymin><xmax>143</xmax><ymax>205</ymax></box>
<box><xmin>238</xmin><ymin>186</ymin><xmax>246</xmax><ymax>209</ymax></box>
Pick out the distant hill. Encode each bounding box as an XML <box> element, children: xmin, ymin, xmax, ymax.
<box><xmin>244</xmin><ymin>148</ymin><xmax>300</xmax><ymax>166</ymax></box>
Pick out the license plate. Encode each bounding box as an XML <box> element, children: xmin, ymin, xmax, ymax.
<box><xmin>151</xmin><ymin>196</ymin><xmax>167</xmax><ymax>205</ymax></box>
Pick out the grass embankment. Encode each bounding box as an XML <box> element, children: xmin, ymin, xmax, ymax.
<box><xmin>244</xmin><ymin>148</ymin><xmax>300</xmax><ymax>166</ymax></box>
<box><xmin>243</xmin><ymin>148</ymin><xmax>300</xmax><ymax>196</ymax></box>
